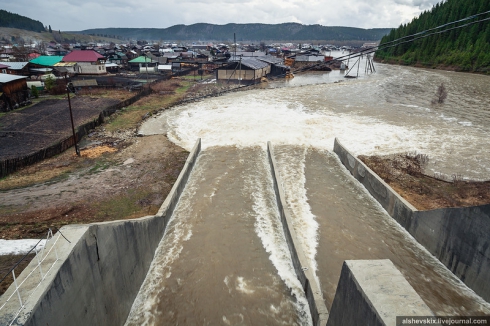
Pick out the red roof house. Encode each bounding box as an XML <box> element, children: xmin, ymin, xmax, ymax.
<box><xmin>62</xmin><ymin>50</ymin><xmax>106</xmax><ymax>75</ymax></box>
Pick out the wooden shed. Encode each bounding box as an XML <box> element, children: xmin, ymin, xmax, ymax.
<box><xmin>0</xmin><ymin>73</ymin><xmax>29</xmax><ymax>112</ymax></box>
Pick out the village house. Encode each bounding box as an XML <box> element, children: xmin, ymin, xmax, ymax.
<box><xmin>61</xmin><ymin>50</ymin><xmax>107</xmax><ymax>75</ymax></box>
<box><xmin>0</xmin><ymin>63</ymin><xmax>9</xmax><ymax>74</ymax></box>
<box><xmin>128</xmin><ymin>56</ymin><xmax>158</xmax><ymax>72</ymax></box>
<box><xmin>0</xmin><ymin>73</ymin><xmax>29</xmax><ymax>112</ymax></box>
<box><xmin>4</xmin><ymin>62</ymin><xmax>30</xmax><ymax>76</ymax></box>
<box><xmin>29</xmin><ymin>56</ymin><xmax>64</xmax><ymax>78</ymax></box>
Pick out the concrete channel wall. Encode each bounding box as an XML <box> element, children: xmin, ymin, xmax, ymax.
<box><xmin>267</xmin><ymin>142</ymin><xmax>329</xmax><ymax>326</ymax></box>
<box><xmin>1</xmin><ymin>139</ymin><xmax>201</xmax><ymax>326</ymax></box>
<box><xmin>326</xmin><ymin>260</ymin><xmax>434</xmax><ymax>326</ymax></box>
<box><xmin>333</xmin><ymin>138</ymin><xmax>490</xmax><ymax>302</ymax></box>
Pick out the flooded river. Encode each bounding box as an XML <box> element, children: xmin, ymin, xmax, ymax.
<box><xmin>131</xmin><ymin>61</ymin><xmax>490</xmax><ymax>323</ymax></box>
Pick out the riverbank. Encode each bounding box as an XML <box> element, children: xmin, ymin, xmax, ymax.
<box><xmin>360</xmin><ymin>153</ymin><xmax>490</xmax><ymax>210</ymax></box>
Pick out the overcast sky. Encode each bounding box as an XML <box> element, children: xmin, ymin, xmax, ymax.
<box><xmin>2</xmin><ymin>0</ymin><xmax>441</xmax><ymax>31</ymax></box>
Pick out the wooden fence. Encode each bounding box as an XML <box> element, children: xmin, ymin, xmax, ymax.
<box><xmin>0</xmin><ymin>87</ymin><xmax>152</xmax><ymax>178</ymax></box>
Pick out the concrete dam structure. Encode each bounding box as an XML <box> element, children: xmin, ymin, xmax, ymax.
<box><xmin>1</xmin><ymin>139</ymin><xmax>489</xmax><ymax>325</ymax></box>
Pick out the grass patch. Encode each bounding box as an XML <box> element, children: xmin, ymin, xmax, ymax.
<box><xmin>94</xmin><ymin>188</ymin><xmax>159</xmax><ymax>220</ymax></box>
<box><xmin>105</xmin><ymin>80</ymin><xmax>188</xmax><ymax>133</ymax></box>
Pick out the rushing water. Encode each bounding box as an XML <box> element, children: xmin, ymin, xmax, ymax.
<box><xmin>132</xmin><ymin>61</ymin><xmax>490</xmax><ymax>323</ymax></box>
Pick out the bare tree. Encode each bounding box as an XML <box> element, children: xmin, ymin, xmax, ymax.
<box><xmin>432</xmin><ymin>83</ymin><xmax>448</xmax><ymax>104</ymax></box>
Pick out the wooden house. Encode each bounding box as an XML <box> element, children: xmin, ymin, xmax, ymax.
<box><xmin>5</xmin><ymin>62</ymin><xmax>30</xmax><ymax>76</ymax></box>
<box><xmin>128</xmin><ymin>56</ymin><xmax>158</xmax><ymax>72</ymax></box>
<box><xmin>0</xmin><ymin>73</ymin><xmax>29</xmax><ymax>112</ymax></box>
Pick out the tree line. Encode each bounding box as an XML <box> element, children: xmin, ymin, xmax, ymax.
<box><xmin>0</xmin><ymin>9</ymin><xmax>45</xmax><ymax>32</ymax></box>
<box><xmin>376</xmin><ymin>0</ymin><xmax>490</xmax><ymax>73</ymax></box>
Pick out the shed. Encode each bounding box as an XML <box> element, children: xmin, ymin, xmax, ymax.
<box><xmin>216</xmin><ymin>58</ymin><xmax>270</xmax><ymax>82</ymax></box>
<box><xmin>0</xmin><ymin>73</ymin><xmax>29</xmax><ymax>112</ymax></box>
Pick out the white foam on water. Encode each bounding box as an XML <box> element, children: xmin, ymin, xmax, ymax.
<box><xmin>244</xmin><ymin>149</ymin><xmax>313</xmax><ymax>326</ymax></box>
<box><xmin>140</xmin><ymin>83</ymin><xmax>490</xmax><ymax>180</ymax></box>
<box><xmin>236</xmin><ymin>276</ymin><xmax>255</xmax><ymax>294</ymax></box>
<box><xmin>272</xmin><ymin>147</ymin><xmax>320</xmax><ymax>287</ymax></box>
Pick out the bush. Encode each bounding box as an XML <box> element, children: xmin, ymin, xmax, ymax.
<box><xmin>30</xmin><ymin>85</ymin><xmax>39</xmax><ymax>98</ymax></box>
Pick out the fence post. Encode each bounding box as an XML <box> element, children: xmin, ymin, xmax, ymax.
<box><xmin>12</xmin><ymin>270</ymin><xmax>23</xmax><ymax>307</ymax></box>
<box><xmin>35</xmin><ymin>246</ymin><xmax>44</xmax><ymax>280</ymax></box>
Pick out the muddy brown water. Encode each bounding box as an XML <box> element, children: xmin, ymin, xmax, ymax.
<box><xmin>126</xmin><ymin>147</ymin><xmax>311</xmax><ymax>325</ymax></box>
<box><xmin>274</xmin><ymin>145</ymin><xmax>490</xmax><ymax>316</ymax></box>
<box><xmin>132</xmin><ymin>60</ymin><xmax>490</xmax><ymax>324</ymax></box>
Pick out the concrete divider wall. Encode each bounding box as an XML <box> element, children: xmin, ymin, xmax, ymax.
<box><xmin>326</xmin><ymin>260</ymin><xmax>434</xmax><ymax>326</ymax></box>
<box><xmin>4</xmin><ymin>139</ymin><xmax>201</xmax><ymax>326</ymax></box>
<box><xmin>412</xmin><ymin>205</ymin><xmax>490</xmax><ymax>301</ymax></box>
<box><xmin>267</xmin><ymin>142</ymin><xmax>329</xmax><ymax>326</ymax></box>
<box><xmin>333</xmin><ymin>138</ymin><xmax>490</xmax><ymax>302</ymax></box>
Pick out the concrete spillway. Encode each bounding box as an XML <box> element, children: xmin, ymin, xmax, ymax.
<box><xmin>125</xmin><ymin>146</ymin><xmax>311</xmax><ymax>325</ymax></box>
<box><xmin>2</xmin><ymin>140</ymin><xmax>489</xmax><ymax>326</ymax></box>
<box><xmin>273</xmin><ymin>146</ymin><xmax>490</xmax><ymax>316</ymax></box>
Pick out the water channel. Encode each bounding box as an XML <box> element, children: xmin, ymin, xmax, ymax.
<box><xmin>130</xmin><ymin>59</ymin><xmax>490</xmax><ymax>324</ymax></box>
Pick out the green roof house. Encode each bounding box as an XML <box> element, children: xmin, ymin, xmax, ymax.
<box><xmin>128</xmin><ymin>56</ymin><xmax>157</xmax><ymax>71</ymax></box>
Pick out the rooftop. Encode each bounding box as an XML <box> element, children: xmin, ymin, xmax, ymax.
<box><xmin>30</xmin><ymin>56</ymin><xmax>64</xmax><ymax>67</ymax></box>
<box><xmin>62</xmin><ymin>50</ymin><xmax>105</xmax><ymax>62</ymax></box>
<box><xmin>0</xmin><ymin>73</ymin><xmax>27</xmax><ymax>83</ymax></box>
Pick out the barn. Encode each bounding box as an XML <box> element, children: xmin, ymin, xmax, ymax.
<box><xmin>0</xmin><ymin>74</ymin><xmax>29</xmax><ymax>112</ymax></box>
<box><xmin>216</xmin><ymin>57</ymin><xmax>270</xmax><ymax>83</ymax></box>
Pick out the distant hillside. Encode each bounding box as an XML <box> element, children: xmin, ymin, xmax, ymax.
<box><xmin>0</xmin><ymin>9</ymin><xmax>44</xmax><ymax>32</ymax></box>
<box><xmin>0</xmin><ymin>27</ymin><xmax>121</xmax><ymax>45</ymax></box>
<box><xmin>376</xmin><ymin>0</ymin><xmax>490</xmax><ymax>73</ymax></box>
<box><xmin>74</xmin><ymin>23</ymin><xmax>392</xmax><ymax>42</ymax></box>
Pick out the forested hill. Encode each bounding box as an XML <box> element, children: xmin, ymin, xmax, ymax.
<box><xmin>75</xmin><ymin>23</ymin><xmax>391</xmax><ymax>42</ymax></box>
<box><xmin>376</xmin><ymin>0</ymin><xmax>490</xmax><ymax>73</ymax></box>
<box><xmin>0</xmin><ymin>10</ymin><xmax>45</xmax><ymax>32</ymax></box>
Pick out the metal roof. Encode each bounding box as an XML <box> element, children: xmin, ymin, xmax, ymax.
<box><xmin>128</xmin><ymin>56</ymin><xmax>155</xmax><ymax>63</ymax></box>
<box><xmin>4</xmin><ymin>62</ymin><xmax>28</xmax><ymax>70</ymax></box>
<box><xmin>0</xmin><ymin>73</ymin><xmax>27</xmax><ymax>83</ymax></box>
<box><xmin>30</xmin><ymin>56</ymin><xmax>64</xmax><ymax>67</ymax></box>
<box><xmin>229</xmin><ymin>57</ymin><xmax>269</xmax><ymax>70</ymax></box>
<box><xmin>62</xmin><ymin>50</ymin><xmax>105</xmax><ymax>62</ymax></box>
<box><xmin>54</xmin><ymin>62</ymin><xmax>77</xmax><ymax>67</ymax></box>
<box><xmin>256</xmin><ymin>56</ymin><xmax>284</xmax><ymax>65</ymax></box>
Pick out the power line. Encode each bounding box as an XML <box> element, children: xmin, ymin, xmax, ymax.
<box><xmin>332</xmin><ymin>11</ymin><xmax>490</xmax><ymax>64</ymax></box>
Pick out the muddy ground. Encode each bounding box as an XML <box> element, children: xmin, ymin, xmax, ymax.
<box><xmin>359</xmin><ymin>153</ymin><xmax>490</xmax><ymax>210</ymax></box>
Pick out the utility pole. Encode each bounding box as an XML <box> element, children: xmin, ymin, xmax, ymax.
<box><xmin>145</xmin><ymin>52</ymin><xmax>149</xmax><ymax>85</ymax></box>
<box><xmin>66</xmin><ymin>82</ymin><xmax>80</xmax><ymax>156</ymax></box>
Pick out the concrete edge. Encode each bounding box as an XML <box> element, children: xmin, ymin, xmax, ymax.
<box><xmin>267</xmin><ymin>142</ymin><xmax>329</xmax><ymax>326</ymax></box>
<box><xmin>0</xmin><ymin>139</ymin><xmax>202</xmax><ymax>326</ymax></box>
<box><xmin>332</xmin><ymin>137</ymin><xmax>490</xmax><ymax>303</ymax></box>
<box><xmin>157</xmin><ymin>138</ymin><xmax>202</xmax><ymax>218</ymax></box>
<box><xmin>326</xmin><ymin>260</ymin><xmax>435</xmax><ymax>326</ymax></box>
<box><xmin>0</xmin><ymin>225</ymin><xmax>90</xmax><ymax>325</ymax></box>
<box><xmin>333</xmin><ymin>137</ymin><xmax>417</xmax><ymax>212</ymax></box>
